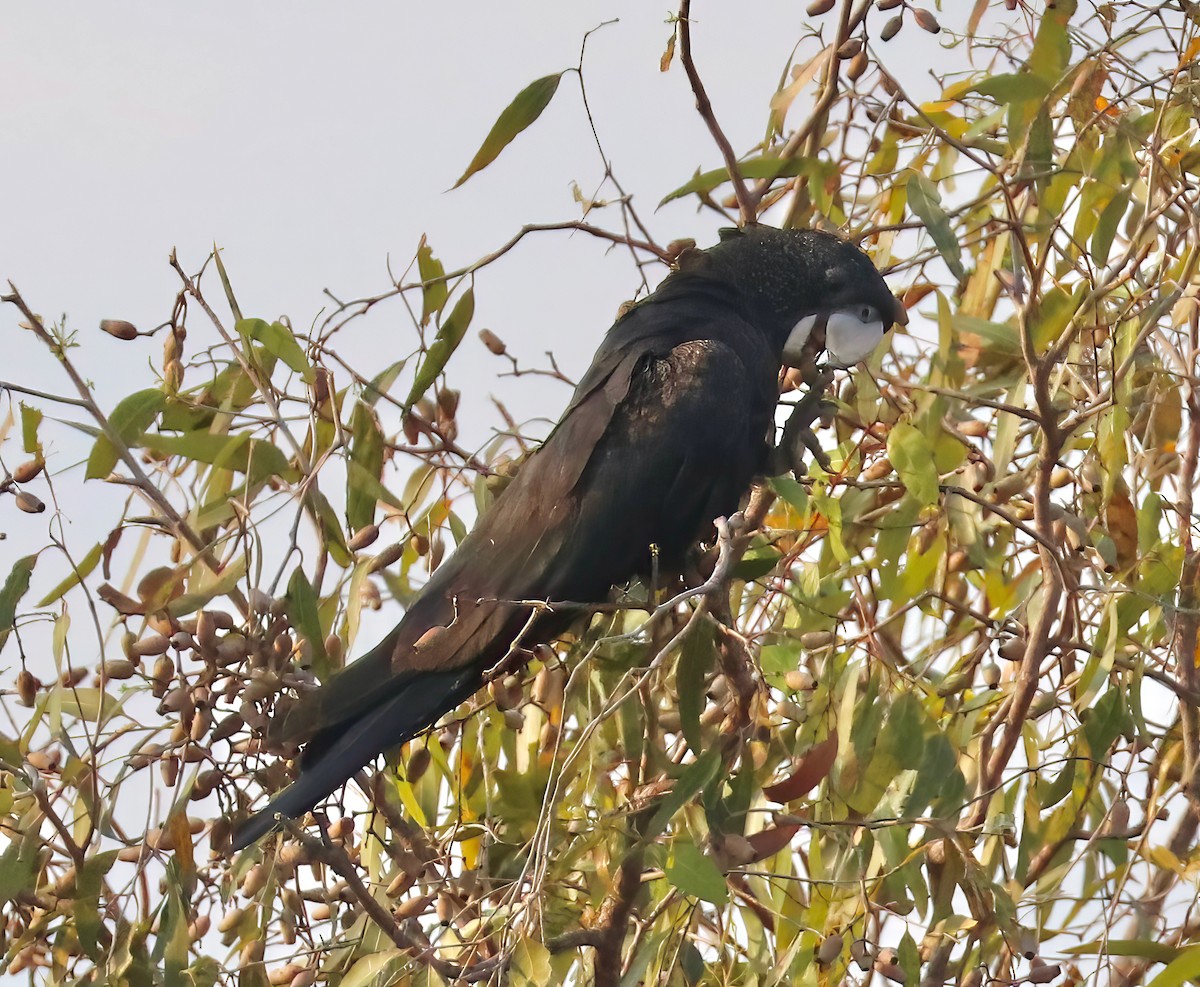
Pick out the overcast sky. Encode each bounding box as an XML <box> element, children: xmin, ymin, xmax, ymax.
<box><xmin>0</xmin><ymin>1</ymin><xmax>953</xmax><ymax>651</ymax></box>
<box><xmin>0</xmin><ymin>1</ymin><xmax>953</xmax><ymax>418</ymax></box>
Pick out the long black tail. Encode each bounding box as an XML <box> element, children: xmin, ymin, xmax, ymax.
<box><xmin>230</xmin><ymin>665</ymin><xmax>482</xmax><ymax>851</ymax></box>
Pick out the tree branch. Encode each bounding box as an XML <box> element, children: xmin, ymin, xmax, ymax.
<box><xmin>676</xmin><ymin>0</ymin><xmax>757</xmax><ymax>226</ymax></box>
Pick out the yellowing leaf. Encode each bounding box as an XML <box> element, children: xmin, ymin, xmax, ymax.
<box><xmin>339</xmin><ymin>950</ymin><xmax>407</xmax><ymax>987</ymax></box>
<box><xmin>660</xmin><ymin>30</ymin><xmax>676</xmax><ymax>72</ymax></box>
<box><xmin>86</xmin><ymin>389</ymin><xmax>167</xmax><ymax>479</ymax></box>
<box><xmin>1104</xmin><ymin>487</ymin><xmax>1139</xmax><ymax>571</ymax></box>
<box><xmin>21</xmin><ymin>403</ymin><xmax>43</xmax><ymax>454</ymax></box>
<box><xmin>452</xmin><ymin>73</ymin><xmax>563</xmax><ymax>189</ymax></box>
<box><xmin>887</xmin><ymin>422</ymin><xmax>941</xmax><ymax>506</ymax></box>
<box><xmin>416</xmin><ymin>236</ymin><xmax>448</xmax><ymax>326</ymax></box>
<box><xmin>768</xmin><ymin>46</ymin><xmax>831</xmax><ymax>132</ymax></box>
<box><xmin>1148</xmin><ymin>944</ymin><xmax>1200</xmax><ymax>987</ymax></box>
<box><xmin>509</xmin><ymin>939</ymin><xmax>553</xmax><ymax>987</ymax></box>
<box><xmin>36</xmin><ymin>543</ymin><xmax>102</xmax><ymax>608</ymax></box>
<box><xmin>660</xmin><ymin>156</ymin><xmax>832</xmax><ymax>206</ymax></box>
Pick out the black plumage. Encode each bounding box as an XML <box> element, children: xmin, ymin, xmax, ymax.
<box><xmin>231</xmin><ymin>226</ymin><xmax>904</xmax><ymax>850</ymax></box>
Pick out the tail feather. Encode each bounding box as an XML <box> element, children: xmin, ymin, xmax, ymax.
<box><xmin>231</xmin><ymin>665</ymin><xmax>481</xmax><ymax>851</ymax></box>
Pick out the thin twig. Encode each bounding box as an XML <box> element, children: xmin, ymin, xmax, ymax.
<box><xmin>2</xmin><ymin>283</ymin><xmax>249</xmax><ymax>618</ymax></box>
<box><xmin>676</xmin><ymin>0</ymin><xmax>757</xmax><ymax>225</ymax></box>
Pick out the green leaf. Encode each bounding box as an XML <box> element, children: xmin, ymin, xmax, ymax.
<box><xmin>85</xmin><ymin>389</ymin><xmax>167</xmax><ymax>479</ymax></box>
<box><xmin>660</xmin><ymin>155</ymin><xmax>828</xmax><ymax>206</ymax></box>
<box><xmin>57</xmin><ymin>687</ymin><xmax>112</xmax><ymax>723</ymax></box>
<box><xmin>1036</xmin><ymin>758</ymin><xmax>1076</xmax><ymax>809</ymax></box>
<box><xmin>452</xmin><ymin>73</ymin><xmax>563</xmax><ymax>189</ymax></box>
<box><xmin>665</xmin><ymin>841</ymin><xmax>728</xmax><ymax>905</ymax></box>
<box><xmin>0</xmin><ymin>555</ymin><xmax>37</xmax><ymax>654</ymax></box>
<box><xmin>185</xmin><ymin>958</ymin><xmax>222</xmax><ymax>987</ymax></box>
<box><xmin>758</xmin><ymin>643</ymin><xmax>799</xmax><ymax>676</ymax></box>
<box><xmin>813</xmin><ymin>490</ymin><xmax>848</xmax><ymax>562</ymax></box>
<box><xmin>879</xmin><ymin>692</ymin><xmax>926</xmax><ymax>771</ymax></box>
<box><xmin>1092</xmin><ymin>190</ymin><xmax>1129</xmax><ymax>265</ymax></box>
<box><xmin>167</xmin><ymin>555</ymin><xmax>248</xmax><ymax>617</ymax></box>
<box><xmin>416</xmin><ymin>237</ymin><xmax>449</xmax><ymax>325</ymax></box>
<box><xmin>897</xmin><ymin>931</ymin><xmax>922</xmax><ymax>985</ymax></box>
<box><xmin>0</xmin><ymin>831</ymin><xmax>40</xmax><ymax>904</ymax></box>
<box><xmin>338</xmin><ymin>950</ymin><xmax>407</xmax><ymax>987</ymax></box>
<box><xmin>903</xmin><ymin>733</ymin><xmax>963</xmax><ymax>817</ymax></box>
<box><xmin>1064</xmin><ymin>940</ymin><xmax>1182</xmax><ymax>963</ymax></box>
<box><xmin>287</xmin><ymin>568</ymin><xmax>330</xmax><ymax>679</ymax></box>
<box><xmin>139</xmin><ymin>431</ymin><xmax>294</xmax><ymax>483</ymax></box>
<box><xmin>20</xmin><ymin>403</ymin><xmax>43</xmax><ymax>454</ymax></box>
<box><xmin>76</xmin><ymin>849</ymin><xmax>119</xmax><ymax>958</ymax></box>
<box><xmin>346</xmin><ymin>460</ymin><xmax>405</xmax><ymax>517</ymax></box>
<box><xmin>953</xmin><ymin>314</ymin><xmax>1021</xmax><ymax>355</ymax></box>
<box><xmin>86</xmin><ymin>436</ymin><xmax>120</xmax><ymax>479</ymax></box>
<box><xmin>771</xmin><ymin>473</ymin><xmax>808</xmax><ymax>512</ymax></box>
<box><xmin>1148</xmin><ymin>945</ymin><xmax>1200</xmax><ymax>987</ymax></box>
<box><xmin>198</xmin><ymin>345</ymin><xmax>280</xmax><ymax>414</ymax></box>
<box><xmin>1032</xmin><ymin>283</ymin><xmax>1085</xmax><ymax>353</ymax></box>
<box><xmin>361</xmin><ymin>359</ymin><xmax>407</xmax><ymax>407</ymax></box>
<box><xmin>109</xmin><ymin>389</ymin><xmax>167</xmax><ymax>439</ymax></box>
<box><xmin>970</xmin><ymin>73</ymin><xmax>1052</xmax><ymax>104</ymax></box>
<box><xmin>509</xmin><ymin>938</ymin><xmax>553</xmax><ymax>987</ymax></box>
<box><xmin>680</xmin><ymin>942</ymin><xmax>705</xmax><ymax>983</ymax></box>
<box><xmin>211</xmin><ymin>247</ymin><xmax>244</xmax><ymax>323</ymax></box>
<box><xmin>405</xmin><ymin>287</ymin><xmax>475</xmax><ymax>409</ymax></box>
<box><xmin>305</xmin><ymin>487</ymin><xmax>353</xmax><ymax>569</ymax></box>
<box><xmin>236</xmin><ymin>318</ymin><xmax>314</xmax><ymax>384</ymax></box>
<box><xmin>646</xmin><ymin>748</ymin><xmax>722</xmax><ymax>840</ymax></box>
<box><xmin>732</xmin><ymin>540</ymin><xmax>782</xmax><ymax>581</ymax></box>
<box><xmin>1082</xmin><ymin>688</ymin><xmax>1129</xmax><ymax>760</ymax></box>
<box><xmin>347</xmin><ymin>401</ymin><xmax>386</xmax><ymax>530</ymax></box>
<box><xmin>1028</xmin><ymin>0</ymin><xmax>1075</xmax><ymax>84</ymax></box>
<box><xmin>677</xmin><ymin>621</ymin><xmax>715</xmax><ymax>756</ymax></box>
<box><xmin>887</xmin><ymin>422</ymin><xmax>940</xmax><ymax>506</ymax></box>
<box><xmin>36</xmin><ymin>543</ymin><xmax>102</xmax><ymax>607</ymax></box>
<box><xmin>905</xmin><ymin>172</ymin><xmax>966</xmax><ymax>280</ymax></box>
<box><xmin>448</xmin><ymin>510</ymin><xmax>468</xmax><ymax>545</ymax></box>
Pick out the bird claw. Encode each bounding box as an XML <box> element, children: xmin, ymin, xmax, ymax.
<box><xmin>772</xmin><ymin>369</ymin><xmax>836</xmax><ymax>477</ymax></box>
<box><xmin>799</xmin><ymin>425</ymin><xmax>834</xmax><ymax>473</ymax></box>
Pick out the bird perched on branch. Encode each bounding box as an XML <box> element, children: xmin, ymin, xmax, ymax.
<box><xmin>231</xmin><ymin>225</ymin><xmax>905</xmax><ymax>850</ymax></box>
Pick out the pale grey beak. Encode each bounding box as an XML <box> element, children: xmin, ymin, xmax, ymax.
<box><xmin>826</xmin><ymin>309</ymin><xmax>885</xmax><ymax>366</ymax></box>
<box><xmin>782</xmin><ymin>304</ymin><xmax>890</xmax><ymax>369</ymax></box>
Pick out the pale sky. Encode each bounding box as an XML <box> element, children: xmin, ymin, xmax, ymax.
<box><xmin>1</xmin><ymin>1</ymin><xmax>950</xmax><ymax>425</ymax></box>
<box><xmin>0</xmin><ymin>1</ymin><xmax>951</xmax><ymax>618</ymax></box>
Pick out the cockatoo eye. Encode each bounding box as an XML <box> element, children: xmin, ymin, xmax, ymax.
<box><xmin>858</xmin><ymin>305</ymin><xmax>878</xmax><ymax>323</ymax></box>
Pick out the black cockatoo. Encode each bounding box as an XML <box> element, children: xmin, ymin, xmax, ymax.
<box><xmin>231</xmin><ymin>225</ymin><xmax>905</xmax><ymax>850</ymax></box>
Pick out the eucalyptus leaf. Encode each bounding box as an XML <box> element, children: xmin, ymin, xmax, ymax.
<box><xmin>453</xmin><ymin>73</ymin><xmax>564</xmax><ymax>189</ymax></box>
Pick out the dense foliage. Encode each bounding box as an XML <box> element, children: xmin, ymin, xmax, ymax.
<box><xmin>3</xmin><ymin>2</ymin><xmax>1200</xmax><ymax>985</ymax></box>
